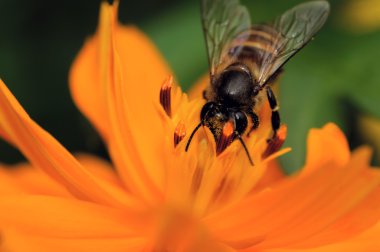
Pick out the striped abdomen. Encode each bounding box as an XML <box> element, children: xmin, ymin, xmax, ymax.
<box><xmin>226</xmin><ymin>25</ymin><xmax>283</xmax><ymax>82</ymax></box>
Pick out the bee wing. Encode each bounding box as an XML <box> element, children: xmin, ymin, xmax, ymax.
<box><xmin>201</xmin><ymin>0</ymin><xmax>251</xmax><ymax>77</ymax></box>
<box><xmin>257</xmin><ymin>1</ymin><xmax>330</xmax><ymax>86</ymax></box>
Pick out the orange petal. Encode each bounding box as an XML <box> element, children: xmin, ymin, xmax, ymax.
<box><xmin>309</xmin><ymin>220</ymin><xmax>380</xmax><ymax>251</ymax></box>
<box><xmin>149</xmin><ymin>207</ymin><xmax>236</xmax><ymax>252</ymax></box>
<box><xmin>0</xmin><ymin>79</ymin><xmax>137</xmax><ymax>209</ymax></box>
<box><xmin>204</xmin><ymin>145</ymin><xmax>380</xmax><ymax>250</ymax></box>
<box><xmin>303</xmin><ymin>123</ymin><xmax>350</xmax><ymax>175</ymax></box>
<box><xmin>70</xmin><ymin>1</ymin><xmax>171</xmax><ymax>203</ymax></box>
<box><xmin>0</xmin><ymin>155</ymin><xmax>122</xmax><ymax>197</ymax></box>
<box><xmin>188</xmin><ymin>74</ymin><xmax>209</xmax><ymax>100</ymax></box>
<box><xmin>0</xmin><ymin>167</ymin><xmax>25</xmax><ymax>195</ymax></box>
<box><xmin>0</xmin><ymin>195</ymin><xmax>146</xmax><ymax>238</ymax></box>
<box><xmin>1</xmin><ymin>229</ymin><xmax>147</xmax><ymax>252</ymax></box>
<box><xmin>74</xmin><ymin>154</ymin><xmax>124</xmax><ymax>187</ymax></box>
<box><xmin>260</xmin><ymin>221</ymin><xmax>380</xmax><ymax>252</ymax></box>
<box><xmin>252</xmin><ymin>160</ymin><xmax>285</xmax><ymax>192</ymax></box>
<box><xmin>0</xmin><ymin>163</ymin><xmax>70</xmax><ymax>196</ymax></box>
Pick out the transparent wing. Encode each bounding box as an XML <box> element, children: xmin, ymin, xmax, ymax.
<box><xmin>201</xmin><ymin>0</ymin><xmax>251</xmax><ymax>77</ymax></box>
<box><xmin>257</xmin><ymin>0</ymin><xmax>330</xmax><ymax>85</ymax></box>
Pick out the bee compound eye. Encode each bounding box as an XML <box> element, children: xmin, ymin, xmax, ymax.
<box><xmin>234</xmin><ymin>111</ymin><xmax>248</xmax><ymax>134</ymax></box>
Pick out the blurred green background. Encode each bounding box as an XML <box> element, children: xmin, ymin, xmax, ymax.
<box><xmin>1</xmin><ymin>0</ymin><xmax>380</xmax><ymax>172</ymax></box>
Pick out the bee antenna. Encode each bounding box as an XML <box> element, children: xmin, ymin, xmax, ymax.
<box><xmin>185</xmin><ymin>122</ymin><xmax>203</xmax><ymax>152</ymax></box>
<box><xmin>236</xmin><ymin>134</ymin><xmax>254</xmax><ymax>166</ymax></box>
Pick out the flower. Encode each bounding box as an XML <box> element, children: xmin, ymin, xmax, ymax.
<box><xmin>359</xmin><ymin>115</ymin><xmax>380</xmax><ymax>164</ymax></box>
<box><xmin>341</xmin><ymin>0</ymin><xmax>380</xmax><ymax>33</ymax></box>
<box><xmin>1</xmin><ymin>1</ymin><xmax>380</xmax><ymax>251</ymax></box>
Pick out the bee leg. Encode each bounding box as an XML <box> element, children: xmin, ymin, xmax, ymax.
<box><xmin>247</xmin><ymin>110</ymin><xmax>259</xmax><ymax>137</ymax></box>
<box><xmin>266</xmin><ymin>86</ymin><xmax>280</xmax><ymax>141</ymax></box>
<box><xmin>236</xmin><ymin>133</ymin><xmax>254</xmax><ymax>166</ymax></box>
<box><xmin>231</xmin><ymin>112</ymin><xmax>254</xmax><ymax>166</ymax></box>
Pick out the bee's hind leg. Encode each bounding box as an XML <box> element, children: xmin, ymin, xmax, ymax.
<box><xmin>247</xmin><ymin>110</ymin><xmax>259</xmax><ymax>137</ymax></box>
<box><xmin>266</xmin><ymin>86</ymin><xmax>280</xmax><ymax>141</ymax></box>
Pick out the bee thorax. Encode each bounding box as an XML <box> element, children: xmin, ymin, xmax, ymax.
<box><xmin>216</xmin><ymin>68</ymin><xmax>255</xmax><ymax>107</ymax></box>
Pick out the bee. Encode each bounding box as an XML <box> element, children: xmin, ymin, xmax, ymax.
<box><xmin>185</xmin><ymin>0</ymin><xmax>330</xmax><ymax>165</ymax></box>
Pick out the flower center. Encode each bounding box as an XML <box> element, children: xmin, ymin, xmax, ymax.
<box><xmin>158</xmin><ymin>77</ymin><xmax>289</xmax><ymax>215</ymax></box>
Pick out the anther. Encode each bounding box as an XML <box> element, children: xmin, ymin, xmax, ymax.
<box><xmin>159</xmin><ymin>75</ymin><xmax>173</xmax><ymax>117</ymax></box>
<box><xmin>174</xmin><ymin>121</ymin><xmax>186</xmax><ymax>147</ymax></box>
<box><xmin>262</xmin><ymin>125</ymin><xmax>287</xmax><ymax>158</ymax></box>
<box><xmin>216</xmin><ymin>121</ymin><xmax>235</xmax><ymax>155</ymax></box>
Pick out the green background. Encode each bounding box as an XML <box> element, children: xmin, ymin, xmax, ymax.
<box><xmin>1</xmin><ymin>0</ymin><xmax>379</xmax><ymax>172</ymax></box>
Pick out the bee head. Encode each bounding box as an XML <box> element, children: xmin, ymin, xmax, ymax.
<box><xmin>185</xmin><ymin>101</ymin><xmax>254</xmax><ymax>165</ymax></box>
<box><xmin>185</xmin><ymin>101</ymin><xmax>227</xmax><ymax>152</ymax></box>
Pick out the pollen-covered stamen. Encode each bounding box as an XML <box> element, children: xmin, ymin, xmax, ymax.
<box><xmin>159</xmin><ymin>75</ymin><xmax>173</xmax><ymax>117</ymax></box>
<box><xmin>262</xmin><ymin>125</ymin><xmax>287</xmax><ymax>158</ymax></box>
<box><xmin>174</xmin><ymin>121</ymin><xmax>186</xmax><ymax>147</ymax></box>
<box><xmin>216</xmin><ymin>121</ymin><xmax>235</xmax><ymax>155</ymax></box>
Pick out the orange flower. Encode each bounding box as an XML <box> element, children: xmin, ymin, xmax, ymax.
<box><xmin>341</xmin><ymin>0</ymin><xmax>380</xmax><ymax>33</ymax></box>
<box><xmin>359</xmin><ymin>115</ymin><xmax>380</xmax><ymax>164</ymax></box>
<box><xmin>1</xmin><ymin>1</ymin><xmax>380</xmax><ymax>251</ymax></box>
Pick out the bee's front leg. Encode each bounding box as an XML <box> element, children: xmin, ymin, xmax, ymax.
<box><xmin>266</xmin><ymin>86</ymin><xmax>280</xmax><ymax>141</ymax></box>
<box><xmin>247</xmin><ymin>110</ymin><xmax>259</xmax><ymax>137</ymax></box>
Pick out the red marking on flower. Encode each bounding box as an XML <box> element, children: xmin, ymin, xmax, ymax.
<box><xmin>174</xmin><ymin>121</ymin><xmax>186</xmax><ymax>147</ymax></box>
<box><xmin>159</xmin><ymin>75</ymin><xmax>173</xmax><ymax>117</ymax></box>
<box><xmin>216</xmin><ymin>121</ymin><xmax>235</xmax><ymax>155</ymax></box>
<box><xmin>262</xmin><ymin>125</ymin><xmax>287</xmax><ymax>158</ymax></box>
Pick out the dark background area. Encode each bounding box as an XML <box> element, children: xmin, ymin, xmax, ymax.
<box><xmin>1</xmin><ymin>0</ymin><xmax>380</xmax><ymax>172</ymax></box>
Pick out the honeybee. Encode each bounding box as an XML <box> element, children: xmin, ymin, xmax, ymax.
<box><xmin>185</xmin><ymin>0</ymin><xmax>330</xmax><ymax>165</ymax></box>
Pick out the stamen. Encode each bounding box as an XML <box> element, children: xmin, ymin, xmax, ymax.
<box><xmin>174</xmin><ymin>121</ymin><xmax>186</xmax><ymax>147</ymax></box>
<box><xmin>262</xmin><ymin>125</ymin><xmax>287</xmax><ymax>158</ymax></box>
<box><xmin>216</xmin><ymin>121</ymin><xmax>235</xmax><ymax>155</ymax></box>
<box><xmin>159</xmin><ymin>75</ymin><xmax>173</xmax><ymax>117</ymax></box>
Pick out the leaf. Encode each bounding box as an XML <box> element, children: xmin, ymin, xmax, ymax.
<box><xmin>141</xmin><ymin>2</ymin><xmax>208</xmax><ymax>89</ymax></box>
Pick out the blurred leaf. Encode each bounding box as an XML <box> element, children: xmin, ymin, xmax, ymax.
<box><xmin>344</xmin><ymin>34</ymin><xmax>380</xmax><ymax>118</ymax></box>
<box><xmin>280</xmin><ymin>58</ymin><xmax>347</xmax><ymax>172</ymax></box>
<box><xmin>281</xmin><ymin>28</ymin><xmax>380</xmax><ymax>171</ymax></box>
<box><xmin>358</xmin><ymin>114</ymin><xmax>380</xmax><ymax>164</ymax></box>
<box><xmin>141</xmin><ymin>2</ymin><xmax>207</xmax><ymax>89</ymax></box>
